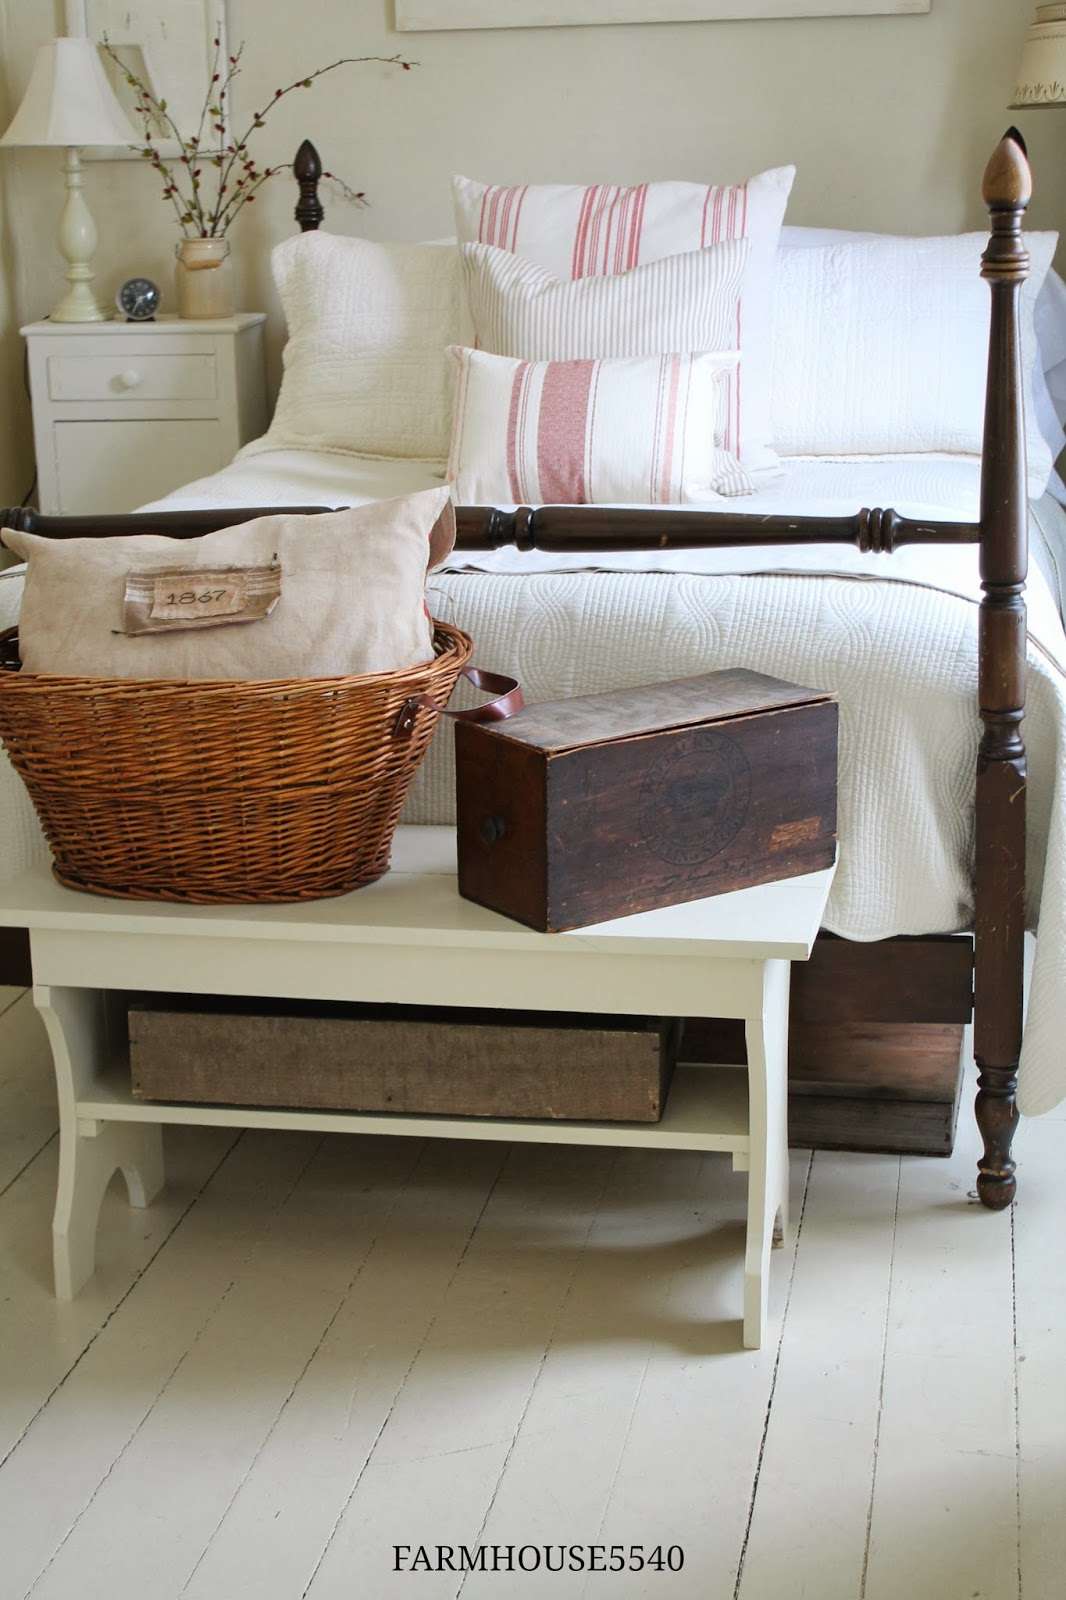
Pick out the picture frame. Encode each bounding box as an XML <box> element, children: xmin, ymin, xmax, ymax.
<box><xmin>396</xmin><ymin>1</ymin><xmax>930</xmax><ymax>30</ymax></box>
<box><xmin>64</xmin><ymin>0</ymin><xmax>230</xmax><ymax>161</ymax></box>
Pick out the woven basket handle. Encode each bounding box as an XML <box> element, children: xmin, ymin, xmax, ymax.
<box><xmin>393</xmin><ymin>666</ymin><xmax>523</xmax><ymax>741</ymax></box>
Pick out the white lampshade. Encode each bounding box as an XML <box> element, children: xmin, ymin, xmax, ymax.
<box><xmin>0</xmin><ymin>38</ymin><xmax>138</xmax><ymax>149</ymax></box>
<box><xmin>1011</xmin><ymin>4</ymin><xmax>1066</xmax><ymax>109</ymax></box>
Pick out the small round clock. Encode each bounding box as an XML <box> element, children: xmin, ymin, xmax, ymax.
<box><xmin>116</xmin><ymin>277</ymin><xmax>161</xmax><ymax>322</ymax></box>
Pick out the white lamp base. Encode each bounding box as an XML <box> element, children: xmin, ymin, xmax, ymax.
<box><xmin>50</xmin><ymin>147</ymin><xmax>109</xmax><ymax>322</ymax></box>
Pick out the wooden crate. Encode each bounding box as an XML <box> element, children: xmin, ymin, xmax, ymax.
<box><xmin>128</xmin><ymin>998</ymin><xmax>679</xmax><ymax>1123</ymax></box>
<box><xmin>456</xmin><ymin>668</ymin><xmax>837</xmax><ymax>932</ymax></box>
<box><xmin>680</xmin><ymin>932</ymin><xmax>973</xmax><ymax>1156</ymax></box>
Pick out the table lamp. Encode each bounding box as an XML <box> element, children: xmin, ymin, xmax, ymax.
<box><xmin>0</xmin><ymin>38</ymin><xmax>138</xmax><ymax>322</ymax></box>
<box><xmin>1012</xmin><ymin>4</ymin><xmax>1066</xmax><ymax>108</ymax></box>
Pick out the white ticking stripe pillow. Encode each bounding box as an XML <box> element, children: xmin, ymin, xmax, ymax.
<box><xmin>447</xmin><ymin>347</ymin><xmax>752</xmax><ymax>506</ymax></box>
<box><xmin>453</xmin><ymin>168</ymin><xmax>794</xmax><ymax>475</ymax></box>
<box><xmin>462</xmin><ymin>237</ymin><xmax>749</xmax><ymax>370</ymax></box>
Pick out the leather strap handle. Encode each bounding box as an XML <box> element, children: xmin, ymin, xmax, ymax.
<box><xmin>393</xmin><ymin>665</ymin><xmax>524</xmax><ymax>740</ymax></box>
<box><xmin>447</xmin><ymin>665</ymin><xmax>524</xmax><ymax>723</ymax></box>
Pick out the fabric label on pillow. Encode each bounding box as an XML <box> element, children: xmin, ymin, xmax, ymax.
<box><xmin>123</xmin><ymin>565</ymin><xmax>282</xmax><ymax>636</ymax></box>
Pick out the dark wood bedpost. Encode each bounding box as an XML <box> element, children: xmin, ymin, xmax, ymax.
<box><xmin>294</xmin><ymin>139</ymin><xmax>324</xmax><ymax>232</ymax></box>
<box><xmin>974</xmin><ymin>130</ymin><xmax>1032</xmax><ymax>1210</ymax></box>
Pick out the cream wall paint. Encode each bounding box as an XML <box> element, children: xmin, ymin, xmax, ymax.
<box><xmin>0</xmin><ymin>2</ymin><xmax>35</xmax><ymax>510</ymax></box>
<box><xmin>0</xmin><ymin>0</ymin><xmax>1059</xmax><ymax>474</ymax></box>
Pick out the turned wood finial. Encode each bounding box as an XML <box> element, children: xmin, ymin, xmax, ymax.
<box><xmin>294</xmin><ymin>139</ymin><xmax>324</xmax><ymax>232</ymax></box>
<box><xmin>982</xmin><ymin>129</ymin><xmax>1033</xmax><ymax>215</ymax></box>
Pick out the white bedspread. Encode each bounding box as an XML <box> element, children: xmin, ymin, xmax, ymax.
<box><xmin>3</xmin><ymin>448</ymin><xmax>1065</xmax><ymax>1117</ymax></box>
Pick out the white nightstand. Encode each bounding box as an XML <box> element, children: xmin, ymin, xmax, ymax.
<box><xmin>21</xmin><ymin>313</ymin><xmax>268</xmax><ymax>515</ymax></box>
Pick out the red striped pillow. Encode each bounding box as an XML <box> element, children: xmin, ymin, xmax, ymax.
<box><xmin>454</xmin><ymin>168</ymin><xmax>794</xmax><ymax>476</ymax></box>
<box><xmin>447</xmin><ymin>347</ymin><xmax>751</xmax><ymax>506</ymax></box>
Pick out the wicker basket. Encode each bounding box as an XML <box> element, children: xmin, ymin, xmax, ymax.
<box><xmin>0</xmin><ymin>621</ymin><xmax>473</xmax><ymax>903</ymax></box>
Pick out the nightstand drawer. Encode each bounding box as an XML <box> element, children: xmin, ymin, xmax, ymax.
<box><xmin>51</xmin><ymin>420</ymin><xmax>231</xmax><ymax>513</ymax></box>
<box><xmin>47</xmin><ymin>352</ymin><xmax>217</xmax><ymax>403</ymax></box>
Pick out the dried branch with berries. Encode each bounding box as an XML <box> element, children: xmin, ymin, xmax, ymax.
<box><xmin>100</xmin><ymin>32</ymin><xmax>414</xmax><ymax>238</ymax></box>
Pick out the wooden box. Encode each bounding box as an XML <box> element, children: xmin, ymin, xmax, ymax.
<box><xmin>128</xmin><ymin>997</ymin><xmax>679</xmax><ymax>1123</ymax></box>
<box><xmin>456</xmin><ymin>668</ymin><xmax>838</xmax><ymax>932</ymax></box>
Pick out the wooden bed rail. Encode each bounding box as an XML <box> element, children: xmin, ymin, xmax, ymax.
<box><xmin>0</xmin><ymin>502</ymin><xmax>980</xmax><ymax>551</ymax></box>
<box><xmin>0</xmin><ymin>132</ymin><xmax>1033</xmax><ymax>1210</ymax></box>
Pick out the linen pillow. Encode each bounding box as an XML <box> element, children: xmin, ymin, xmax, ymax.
<box><xmin>253</xmin><ymin>233</ymin><xmax>473</xmax><ymax>463</ymax></box>
<box><xmin>461</xmin><ymin>237</ymin><xmax>750</xmax><ymax>396</ymax></box>
<box><xmin>453</xmin><ymin>167</ymin><xmax>794</xmax><ymax>474</ymax></box>
<box><xmin>447</xmin><ymin>346</ymin><xmax>750</xmax><ymax>505</ymax></box>
<box><xmin>770</xmin><ymin>231</ymin><xmax>1059</xmax><ymax>493</ymax></box>
<box><xmin>2</xmin><ymin>489</ymin><xmax>455</xmax><ymax>681</ymax></box>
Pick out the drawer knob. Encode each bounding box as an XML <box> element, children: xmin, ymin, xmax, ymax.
<box><xmin>117</xmin><ymin>368</ymin><xmax>143</xmax><ymax>389</ymax></box>
<box><xmin>479</xmin><ymin>815</ymin><xmax>507</xmax><ymax>845</ymax></box>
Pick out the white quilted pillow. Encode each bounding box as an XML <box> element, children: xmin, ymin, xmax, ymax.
<box><xmin>447</xmin><ymin>347</ymin><xmax>750</xmax><ymax>505</ymax></box>
<box><xmin>770</xmin><ymin>231</ymin><xmax>1058</xmax><ymax>491</ymax></box>
<box><xmin>454</xmin><ymin>167</ymin><xmax>794</xmax><ymax>477</ymax></box>
<box><xmin>259</xmin><ymin>233</ymin><xmax>473</xmax><ymax>462</ymax></box>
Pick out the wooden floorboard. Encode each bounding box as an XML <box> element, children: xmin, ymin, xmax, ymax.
<box><xmin>0</xmin><ymin>997</ymin><xmax>1063</xmax><ymax>1598</ymax></box>
<box><xmin>736</xmin><ymin>1149</ymin><xmax>901</xmax><ymax>1600</ymax></box>
<box><xmin>180</xmin><ymin>1137</ymin><xmax>511</xmax><ymax>1600</ymax></box>
<box><xmin>861</xmin><ymin>1109</ymin><xmax>1020</xmax><ymax>1600</ymax></box>
<box><xmin>1014</xmin><ymin>1116</ymin><xmax>1066</xmax><ymax>1600</ymax></box>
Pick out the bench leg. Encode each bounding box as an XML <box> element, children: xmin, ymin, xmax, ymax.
<box><xmin>743</xmin><ymin>959</ymin><xmax>791</xmax><ymax>1351</ymax></box>
<box><xmin>53</xmin><ymin>1119</ymin><xmax>165</xmax><ymax>1300</ymax></box>
<box><xmin>36</xmin><ymin>983</ymin><xmax>165</xmax><ymax>1299</ymax></box>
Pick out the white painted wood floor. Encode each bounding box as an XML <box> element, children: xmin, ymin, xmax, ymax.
<box><xmin>1</xmin><ymin>981</ymin><xmax>1064</xmax><ymax>1600</ymax></box>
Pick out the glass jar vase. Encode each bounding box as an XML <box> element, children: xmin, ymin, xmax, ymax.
<box><xmin>174</xmin><ymin>237</ymin><xmax>234</xmax><ymax>320</ymax></box>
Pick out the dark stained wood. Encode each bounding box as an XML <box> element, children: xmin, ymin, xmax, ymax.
<box><xmin>789</xmin><ymin>1021</ymin><xmax>966</xmax><ymax>1103</ymax></box>
<box><xmin>0</xmin><ymin>500</ymin><xmax>978</xmax><ymax>552</ymax></box>
<box><xmin>0</xmin><ymin>506</ymin><xmax>334</xmax><ymax>540</ymax></box>
<box><xmin>787</xmin><ymin>1085</ymin><xmax>962</xmax><ymax>1158</ymax></box>
<box><xmin>974</xmin><ymin>129</ymin><xmax>1032</xmax><ymax>1210</ymax></box>
<box><xmin>293</xmin><ymin>139</ymin><xmax>324</xmax><ymax>232</ymax></box>
<box><xmin>684</xmin><ymin>1016</ymin><xmax>966</xmax><ymax>1156</ymax></box>
<box><xmin>454</xmin><ymin>503</ymin><xmax>979</xmax><ymax>553</ymax></box>
<box><xmin>456</xmin><ymin>670</ymin><xmax>838</xmax><ymax>932</ymax></box>
<box><xmin>791</xmin><ymin>932</ymin><xmax>973</xmax><ymax>1024</ymax></box>
<box><xmin>0</xmin><ymin>927</ymin><xmax>30</xmax><ymax>987</ymax></box>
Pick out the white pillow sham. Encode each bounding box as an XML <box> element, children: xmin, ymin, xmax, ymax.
<box><xmin>770</xmin><ymin>230</ymin><xmax>1058</xmax><ymax>491</ymax></box>
<box><xmin>447</xmin><ymin>346</ymin><xmax>750</xmax><ymax>505</ymax></box>
<box><xmin>257</xmin><ymin>232</ymin><xmax>472</xmax><ymax>463</ymax></box>
<box><xmin>453</xmin><ymin>167</ymin><xmax>794</xmax><ymax>476</ymax></box>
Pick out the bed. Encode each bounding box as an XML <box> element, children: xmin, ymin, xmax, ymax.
<box><xmin>2</xmin><ymin>131</ymin><xmax>1063</xmax><ymax>1211</ymax></box>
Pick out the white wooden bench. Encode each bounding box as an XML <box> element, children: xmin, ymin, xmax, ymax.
<box><xmin>0</xmin><ymin>826</ymin><xmax>834</xmax><ymax>1349</ymax></box>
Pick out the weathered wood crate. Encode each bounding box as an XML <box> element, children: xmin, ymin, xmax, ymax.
<box><xmin>456</xmin><ymin>668</ymin><xmax>838</xmax><ymax>932</ymax></box>
<box><xmin>128</xmin><ymin>998</ymin><xmax>679</xmax><ymax>1123</ymax></box>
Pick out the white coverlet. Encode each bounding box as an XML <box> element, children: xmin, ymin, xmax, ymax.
<box><xmin>3</xmin><ymin>447</ymin><xmax>1065</xmax><ymax>1117</ymax></box>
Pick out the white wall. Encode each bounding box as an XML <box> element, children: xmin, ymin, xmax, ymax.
<box><xmin>0</xmin><ymin>0</ymin><xmax>1059</xmax><ymax>490</ymax></box>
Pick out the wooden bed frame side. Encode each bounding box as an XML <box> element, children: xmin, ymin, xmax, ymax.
<box><xmin>0</xmin><ymin>133</ymin><xmax>1033</xmax><ymax>1207</ymax></box>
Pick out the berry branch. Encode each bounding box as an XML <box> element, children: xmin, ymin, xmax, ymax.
<box><xmin>100</xmin><ymin>30</ymin><xmax>415</xmax><ymax>238</ymax></box>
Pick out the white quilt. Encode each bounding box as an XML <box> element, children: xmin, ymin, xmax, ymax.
<box><xmin>3</xmin><ymin>447</ymin><xmax>1065</xmax><ymax>1117</ymax></box>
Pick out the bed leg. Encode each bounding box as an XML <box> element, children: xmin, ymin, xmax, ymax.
<box><xmin>975</xmin><ymin>1067</ymin><xmax>1019</xmax><ymax>1209</ymax></box>
<box><xmin>974</xmin><ymin>131</ymin><xmax>1031</xmax><ymax>1212</ymax></box>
